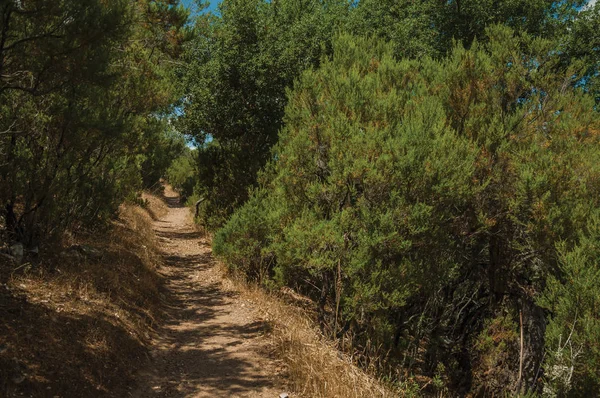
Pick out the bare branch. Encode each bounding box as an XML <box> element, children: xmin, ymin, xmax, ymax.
<box><xmin>0</xmin><ymin>120</ymin><xmax>17</xmax><ymax>135</ymax></box>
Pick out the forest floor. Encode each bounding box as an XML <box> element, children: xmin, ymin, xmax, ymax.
<box><xmin>131</xmin><ymin>186</ymin><xmax>283</xmax><ymax>398</ymax></box>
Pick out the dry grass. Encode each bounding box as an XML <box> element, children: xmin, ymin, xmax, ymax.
<box><xmin>219</xmin><ymin>266</ymin><xmax>400</xmax><ymax>398</ymax></box>
<box><xmin>0</xmin><ymin>193</ymin><xmax>167</xmax><ymax>397</ymax></box>
<box><xmin>141</xmin><ymin>191</ymin><xmax>169</xmax><ymax>220</ymax></box>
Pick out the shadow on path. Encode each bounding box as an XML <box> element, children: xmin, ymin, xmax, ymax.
<box><xmin>132</xmin><ymin>187</ymin><xmax>277</xmax><ymax>398</ymax></box>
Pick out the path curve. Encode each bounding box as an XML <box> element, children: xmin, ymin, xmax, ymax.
<box><xmin>132</xmin><ymin>187</ymin><xmax>281</xmax><ymax>398</ymax></box>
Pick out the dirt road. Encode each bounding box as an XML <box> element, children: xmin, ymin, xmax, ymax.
<box><xmin>132</xmin><ymin>188</ymin><xmax>282</xmax><ymax>397</ymax></box>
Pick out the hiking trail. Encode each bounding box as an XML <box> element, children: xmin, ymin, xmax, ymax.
<box><xmin>131</xmin><ymin>187</ymin><xmax>282</xmax><ymax>397</ymax></box>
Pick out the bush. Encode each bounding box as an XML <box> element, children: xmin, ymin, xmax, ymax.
<box><xmin>167</xmin><ymin>148</ymin><xmax>197</xmax><ymax>201</ymax></box>
<box><xmin>539</xmin><ymin>211</ymin><xmax>600</xmax><ymax>397</ymax></box>
<box><xmin>214</xmin><ymin>28</ymin><xmax>600</xmax><ymax>395</ymax></box>
<box><xmin>213</xmin><ymin>188</ymin><xmax>278</xmax><ymax>283</ymax></box>
<box><xmin>0</xmin><ymin>0</ymin><xmax>188</xmax><ymax>245</ymax></box>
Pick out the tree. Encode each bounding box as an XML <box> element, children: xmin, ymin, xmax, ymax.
<box><xmin>140</xmin><ymin>124</ymin><xmax>187</xmax><ymax>190</ymax></box>
<box><xmin>167</xmin><ymin>146</ymin><xmax>197</xmax><ymax>201</ymax></box>
<box><xmin>181</xmin><ymin>0</ymin><xmax>599</xmax><ymax>233</ymax></box>
<box><xmin>0</xmin><ymin>0</ymin><xmax>189</xmax><ymax>246</ymax></box>
<box><xmin>178</xmin><ymin>0</ymin><xmax>349</xmax><ymax>229</ymax></box>
<box><xmin>348</xmin><ymin>0</ymin><xmax>590</xmax><ymax>59</ymax></box>
<box><xmin>214</xmin><ymin>29</ymin><xmax>600</xmax><ymax>395</ymax></box>
<box><xmin>563</xmin><ymin>2</ymin><xmax>600</xmax><ymax>104</ymax></box>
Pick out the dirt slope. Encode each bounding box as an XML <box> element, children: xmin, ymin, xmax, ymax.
<box><xmin>132</xmin><ymin>187</ymin><xmax>282</xmax><ymax>398</ymax></box>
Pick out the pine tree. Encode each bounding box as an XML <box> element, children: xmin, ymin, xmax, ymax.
<box><xmin>214</xmin><ymin>28</ymin><xmax>600</xmax><ymax>395</ymax></box>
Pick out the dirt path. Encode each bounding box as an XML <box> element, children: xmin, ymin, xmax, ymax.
<box><xmin>132</xmin><ymin>188</ymin><xmax>282</xmax><ymax>398</ymax></box>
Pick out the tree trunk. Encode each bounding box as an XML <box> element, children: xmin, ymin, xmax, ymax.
<box><xmin>520</xmin><ymin>296</ymin><xmax>546</xmax><ymax>394</ymax></box>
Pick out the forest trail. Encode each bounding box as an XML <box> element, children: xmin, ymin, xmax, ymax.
<box><xmin>131</xmin><ymin>186</ymin><xmax>281</xmax><ymax>398</ymax></box>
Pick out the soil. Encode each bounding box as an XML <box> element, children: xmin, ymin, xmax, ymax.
<box><xmin>131</xmin><ymin>187</ymin><xmax>283</xmax><ymax>398</ymax></box>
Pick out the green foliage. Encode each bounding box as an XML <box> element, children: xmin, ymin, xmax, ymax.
<box><xmin>539</xmin><ymin>212</ymin><xmax>600</xmax><ymax>396</ymax></box>
<box><xmin>4</xmin><ymin>0</ymin><xmax>596</xmax><ymax>394</ymax></box>
<box><xmin>141</xmin><ymin>125</ymin><xmax>187</xmax><ymax>189</ymax></box>
<box><xmin>181</xmin><ymin>0</ymin><xmax>599</xmax><ymax>234</ymax></box>
<box><xmin>348</xmin><ymin>0</ymin><xmax>588</xmax><ymax>59</ymax></box>
<box><xmin>563</xmin><ymin>2</ymin><xmax>600</xmax><ymax>104</ymax></box>
<box><xmin>0</xmin><ymin>0</ymin><xmax>189</xmax><ymax>244</ymax></box>
<box><xmin>214</xmin><ymin>29</ymin><xmax>600</xmax><ymax>395</ymax></box>
<box><xmin>166</xmin><ymin>147</ymin><xmax>197</xmax><ymax>200</ymax></box>
<box><xmin>213</xmin><ymin>188</ymin><xmax>278</xmax><ymax>283</ymax></box>
<box><xmin>473</xmin><ymin>314</ymin><xmax>520</xmax><ymax>393</ymax></box>
<box><xmin>178</xmin><ymin>0</ymin><xmax>349</xmax><ymax>230</ymax></box>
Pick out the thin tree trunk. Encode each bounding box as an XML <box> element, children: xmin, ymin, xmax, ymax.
<box><xmin>521</xmin><ymin>296</ymin><xmax>546</xmax><ymax>394</ymax></box>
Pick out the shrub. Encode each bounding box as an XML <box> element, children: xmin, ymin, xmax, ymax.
<box><xmin>167</xmin><ymin>148</ymin><xmax>197</xmax><ymax>201</ymax></box>
<box><xmin>539</xmin><ymin>211</ymin><xmax>600</xmax><ymax>397</ymax></box>
<box><xmin>215</xmin><ymin>28</ymin><xmax>600</xmax><ymax>395</ymax></box>
<box><xmin>0</xmin><ymin>0</ymin><xmax>188</xmax><ymax>246</ymax></box>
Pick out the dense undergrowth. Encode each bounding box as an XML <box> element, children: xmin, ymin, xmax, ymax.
<box><xmin>0</xmin><ymin>194</ymin><xmax>168</xmax><ymax>397</ymax></box>
<box><xmin>213</xmin><ymin>30</ymin><xmax>600</xmax><ymax>396</ymax></box>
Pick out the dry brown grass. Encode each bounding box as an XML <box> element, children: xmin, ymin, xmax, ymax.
<box><xmin>219</xmin><ymin>266</ymin><xmax>400</xmax><ymax>398</ymax></box>
<box><xmin>0</xmin><ymin>194</ymin><xmax>167</xmax><ymax>397</ymax></box>
<box><xmin>141</xmin><ymin>191</ymin><xmax>169</xmax><ymax>220</ymax></box>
